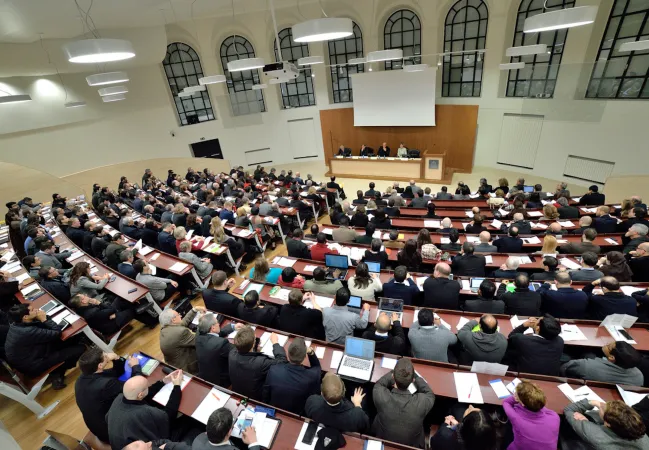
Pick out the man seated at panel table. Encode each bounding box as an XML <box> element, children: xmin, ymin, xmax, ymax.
<box><xmin>583</xmin><ymin>277</ymin><xmax>638</xmax><ymax>320</ymax></box>
<box><xmin>336</xmin><ymin>145</ymin><xmax>352</xmax><ymax>157</ymax></box>
<box><xmin>361</xmin><ymin>311</ymin><xmax>407</xmax><ymax>356</ymax></box>
<box><xmin>568</xmin><ymin>251</ymin><xmax>604</xmax><ymax>282</ymax></box>
<box><xmin>494</xmin><ymin>227</ymin><xmax>524</xmax><ymax>253</ymax></box>
<box><xmin>561</xmin><ymin>341</ymin><xmax>644</xmax><ymax>386</ymax></box>
<box><xmin>359</xmin><ymin>144</ymin><xmax>373</xmax><ymax>157</ymax></box>
<box><xmin>457</xmin><ymin>314</ymin><xmax>508</xmax><ymax>364</ymax></box>
<box><xmin>195</xmin><ymin>313</ymin><xmax>238</xmax><ymax>387</ymax></box>
<box><xmin>305</xmin><ymin>373</ymin><xmax>370</xmax><ymax>433</ymax></box>
<box><xmin>372</xmin><ymin>358</ymin><xmax>435</xmax><ymax>449</ymax></box>
<box><xmin>452</xmin><ymin>242</ymin><xmax>486</xmax><ymax>277</ymax></box>
<box><xmin>559</xmin><ymin>228</ymin><xmax>601</xmax><ymax>254</ymax></box>
<box><xmin>538</xmin><ymin>272</ymin><xmax>589</xmax><ymax>320</ymax></box>
<box><xmin>497</xmin><ymin>274</ymin><xmax>542</xmax><ymax>317</ymax></box>
<box><xmin>506</xmin><ymin>315</ymin><xmax>563</xmax><ymax>376</ymax></box>
<box><xmin>464</xmin><ymin>279</ymin><xmax>505</xmax><ymax>314</ymax></box>
<box><xmin>262</xmin><ymin>337</ymin><xmax>321</xmax><ymax>415</ymax></box>
<box><xmin>422</xmin><ymin>262</ymin><xmax>461</xmax><ymax>310</ymax></box>
<box><xmin>409</xmin><ymin>309</ymin><xmax>458</xmax><ymax>363</ymax></box>
<box><xmin>377</xmin><ymin>142</ymin><xmax>391</xmax><ymax>157</ymax></box>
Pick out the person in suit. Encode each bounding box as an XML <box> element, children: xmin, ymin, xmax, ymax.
<box><xmin>560</xmin><ymin>228</ymin><xmax>601</xmax><ymax>254</ymax></box>
<box><xmin>361</xmin><ymin>312</ymin><xmax>407</xmax><ymax>356</ymax></box>
<box><xmin>569</xmin><ymin>251</ymin><xmax>605</xmax><ymax>281</ymax></box>
<box><xmin>336</xmin><ymin>145</ymin><xmax>352</xmax><ymax>157</ymax></box>
<box><xmin>579</xmin><ymin>185</ymin><xmax>606</xmax><ymax>206</ymax></box>
<box><xmin>38</xmin><ymin>266</ymin><xmax>71</xmax><ymax>304</ymax></box>
<box><xmin>594</xmin><ymin>206</ymin><xmax>617</xmax><ymax>233</ymax></box>
<box><xmin>494</xmin><ymin>227</ymin><xmax>524</xmax><ymax>253</ymax></box>
<box><xmin>457</xmin><ymin>315</ymin><xmax>508</xmax><ymax>364</ymax></box>
<box><xmin>377</xmin><ymin>142</ymin><xmax>391</xmax><ymax>157</ymax></box>
<box><xmin>422</xmin><ymin>263</ymin><xmax>461</xmax><ymax>309</ymax></box>
<box><xmin>624</xmin><ymin>224</ymin><xmax>649</xmax><ymax>254</ymax></box>
<box><xmin>35</xmin><ymin>241</ymin><xmax>71</xmax><ymax>272</ymax></box>
<box><xmin>506</xmin><ymin>314</ymin><xmax>564</xmax><ymax>376</ymax></box>
<box><xmin>556</xmin><ymin>197</ymin><xmax>580</xmax><ymax>219</ymax></box>
<box><xmin>362</xmin><ymin>238</ymin><xmax>389</xmax><ymax>269</ymax></box>
<box><xmin>237</xmin><ymin>290</ymin><xmax>278</xmax><ymax>328</ymax></box>
<box><xmin>408</xmin><ymin>308</ymin><xmax>458</xmax><ymax>363</ymax></box>
<box><xmin>538</xmin><ymin>272</ymin><xmax>588</xmax><ymax>319</ymax></box>
<box><xmin>262</xmin><ymin>337</ymin><xmax>321</xmax><ymax>414</ymax></box>
<box><xmin>326</xmin><ymin>176</ymin><xmax>346</xmax><ymax>200</ymax></box>
<box><xmin>381</xmin><ymin>266</ymin><xmax>420</xmax><ymax>305</ymax></box>
<box><xmin>365</xmin><ymin>182</ymin><xmax>378</xmax><ymax>197</ymax></box>
<box><xmin>531</xmin><ymin>256</ymin><xmax>559</xmax><ymax>282</ymax></box>
<box><xmin>65</xmin><ymin>217</ymin><xmax>87</xmax><ymax>248</ymax></box>
<box><xmin>452</xmin><ymin>242</ymin><xmax>486</xmax><ymax>277</ymax></box>
<box><xmin>279</xmin><ymin>290</ymin><xmax>325</xmax><ymax>340</ymax></box>
<box><xmin>203</xmin><ymin>272</ymin><xmax>241</xmax><ymax>317</ymax></box>
<box><xmin>332</xmin><ymin>216</ymin><xmax>358</xmax><ymax>242</ymax></box>
<box><xmin>195</xmin><ymin>313</ymin><xmax>238</xmax><ymax>387</ymax></box>
<box><xmin>440</xmin><ymin>228</ymin><xmax>462</xmax><ymax>252</ymax></box>
<box><xmin>286</xmin><ymin>228</ymin><xmax>311</xmax><ymax>259</ymax></box>
<box><xmin>474</xmin><ymin>231</ymin><xmax>497</xmax><ymax>253</ymax></box>
<box><xmin>628</xmin><ymin>242</ymin><xmax>649</xmax><ymax>282</ymax></box>
<box><xmin>352</xmin><ymin>190</ymin><xmax>368</xmax><ymax>206</ymax></box>
<box><xmin>158</xmin><ymin>222</ymin><xmax>178</xmax><ymax>255</ymax></box>
<box><xmin>561</xmin><ymin>341</ymin><xmax>644</xmax><ymax>385</ymax></box>
<box><xmin>464</xmin><ymin>279</ymin><xmax>505</xmax><ymax>314</ymax></box>
<box><xmin>118</xmin><ymin>250</ymin><xmax>137</xmax><ymax>280</ymax></box>
<box><xmin>430</xmin><ymin>405</ymin><xmax>498</xmax><ymax>450</ymax></box>
<box><xmin>159</xmin><ymin>307</ymin><xmax>203</xmax><ymax>373</ymax></box>
<box><xmin>583</xmin><ymin>277</ymin><xmax>637</xmax><ymax>320</ymax></box>
<box><xmin>410</xmin><ymin>190</ymin><xmax>428</xmax><ymax>208</ymax></box>
<box><xmin>372</xmin><ymin>359</ymin><xmax>435</xmax><ymax>448</ymax></box>
<box><xmin>435</xmin><ymin>186</ymin><xmax>453</xmax><ymax>200</ymax></box>
<box><xmin>229</xmin><ymin>326</ymin><xmax>287</xmax><ymax>401</ymax></box>
<box><xmin>492</xmin><ymin>256</ymin><xmax>526</xmax><ymax>279</ymax></box>
<box><xmin>359</xmin><ymin>144</ymin><xmax>373</xmax><ymax>157</ymax></box>
<box><xmin>497</xmin><ymin>274</ymin><xmax>542</xmax><ymax>316</ymax></box>
<box><xmin>75</xmin><ymin>348</ymin><xmax>142</xmax><ymax>444</ymax></box>
<box><xmin>354</xmin><ymin>222</ymin><xmax>374</xmax><ymax>245</ymax></box>
<box><xmin>384</xmin><ymin>198</ymin><xmax>401</xmax><ymax>218</ymax></box>
<box><xmin>191</xmin><ymin>408</ymin><xmax>261</xmax><ymax>450</ymax></box>
<box><xmin>305</xmin><ymin>373</ymin><xmax>370</xmax><ymax>432</ymax></box>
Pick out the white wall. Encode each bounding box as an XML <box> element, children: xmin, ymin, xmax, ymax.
<box><xmin>0</xmin><ymin>0</ymin><xmax>647</xmax><ymax>187</ymax></box>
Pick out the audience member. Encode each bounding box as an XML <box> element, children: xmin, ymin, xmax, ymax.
<box><xmin>195</xmin><ymin>313</ymin><xmax>238</xmax><ymax>387</ymax></box>
<box><xmin>497</xmin><ymin>274</ymin><xmax>542</xmax><ymax>316</ymax></box>
<box><xmin>237</xmin><ymin>290</ymin><xmax>278</xmax><ymax>328</ymax></box>
<box><xmin>494</xmin><ymin>227</ymin><xmax>524</xmax><ymax>253</ymax></box>
<box><xmin>538</xmin><ymin>272</ymin><xmax>589</xmax><ymax>319</ymax></box>
<box><xmin>361</xmin><ymin>312</ymin><xmax>407</xmax><ymax>355</ymax></box>
<box><xmin>286</xmin><ymin>228</ymin><xmax>311</xmax><ymax>259</ymax></box>
<box><xmin>507</xmin><ymin>315</ymin><xmax>563</xmax><ymax>375</ymax></box>
<box><xmin>561</xmin><ymin>341</ymin><xmax>643</xmax><ymax>385</ymax></box>
<box><xmin>569</xmin><ymin>251</ymin><xmax>604</xmax><ymax>281</ymax></box>
<box><xmin>560</xmin><ymin>228</ymin><xmax>601</xmax><ymax>254</ymax></box>
<box><xmin>457</xmin><ymin>315</ymin><xmax>507</xmax><ymax>364</ymax></box>
<box><xmin>530</xmin><ymin>256</ymin><xmax>559</xmax><ymax>281</ymax></box>
<box><xmin>409</xmin><ymin>309</ymin><xmax>457</xmax><ymax>363</ymax></box>
<box><xmin>475</xmin><ymin>231</ymin><xmax>497</xmax><ymax>253</ymax></box>
<box><xmin>323</xmin><ymin>287</ymin><xmax>370</xmax><ymax>344</ymax></box>
<box><xmin>583</xmin><ymin>277</ymin><xmax>638</xmax><ymax>320</ymax></box>
<box><xmin>159</xmin><ymin>307</ymin><xmax>203</xmax><ymax>373</ymax></box>
<box><xmin>452</xmin><ymin>242</ymin><xmax>486</xmax><ymax>277</ymax></box>
<box><xmin>381</xmin><ymin>265</ymin><xmax>420</xmax><ymax>305</ymax></box>
<box><xmin>277</xmin><ymin>266</ymin><xmax>306</xmax><ymax>289</ymax></box>
<box><xmin>464</xmin><ymin>279</ymin><xmax>505</xmax><ymax>314</ymax></box>
<box><xmin>422</xmin><ymin>263</ymin><xmax>461</xmax><ymax>309</ymax></box>
<box><xmin>278</xmin><ymin>290</ymin><xmax>325</xmax><ymax>340</ymax></box>
<box><xmin>347</xmin><ymin>262</ymin><xmax>382</xmax><ymax>300</ymax></box>
<box><xmin>202</xmin><ymin>271</ymin><xmax>240</xmax><ymax>317</ymax></box>
<box><xmin>598</xmin><ymin>251</ymin><xmax>634</xmax><ymax>282</ymax></box>
<box><xmin>362</xmin><ymin>238</ymin><xmax>389</xmax><ymax>269</ymax></box>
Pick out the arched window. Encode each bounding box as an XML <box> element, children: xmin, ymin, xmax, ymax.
<box><xmin>220</xmin><ymin>36</ymin><xmax>266</xmax><ymax>116</ymax></box>
<box><xmin>507</xmin><ymin>0</ymin><xmax>575</xmax><ymax>98</ymax></box>
<box><xmin>443</xmin><ymin>0</ymin><xmax>488</xmax><ymax>97</ymax></box>
<box><xmin>328</xmin><ymin>22</ymin><xmax>364</xmax><ymax>103</ymax></box>
<box><xmin>162</xmin><ymin>42</ymin><xmax>215</xmax><ymax>126</ymax></box>
<box><xmin>383</xmin><ymin>9</ymin><xmax>421</xmax><ymax>70</ymax></box>
<box><xmin>587</xmin><ymin>0</ymin><xmax>649</xmax><ymax>99</ymax></box>
<box><xmin>274</xmin><ymin>28</ymin><xmax>316</xmax><ymax>108</ymax></box>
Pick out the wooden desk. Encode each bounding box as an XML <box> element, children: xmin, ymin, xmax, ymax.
<box><xmin>331</xmin><ymin>157</ymin><xmax>423</xmax><ymax>180</ymax></box>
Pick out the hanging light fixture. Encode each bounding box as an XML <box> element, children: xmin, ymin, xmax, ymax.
<box><xmin>252</xmin><ymin>84</ymin><xmax>267</xmax><ymax>90</ymax></box>
<box><xmin>98</xmin><ymin>85</ymin><xmax>128</xmax><ymax>96</ymax></box>
<box><xmin>64</xmin><ymin>101</ymin><xmax>87</xmax><ymax>108</ymax></box>
<box><xmin>182</xmin><ymin>85</ymin><xmax>206</xmax><ymax>94</ymax></box>
<box><xmin>62</xmin><ymin>38</ymin><xmax>135</xmax><ymax>63</ymax></box>
<box><xmin>292</xmin><ymin>18</ymin><xmax>353</xmax><ymax>43</ymax></box>
<box><xmin>178</xmin><ymin>90</ymin><xmax>195</xmax><ymax>97</ymax></box>
<box><xmin>524</xmin><ymin>5</ymin><xmax>598</xmax><ymax>33</ymax></box>
<box><xmin>227</xmin><ymin>58</ymin><xmax>265</xmax><ymax>72</ymax></box>
<box><xmin>0</xmin><ymin>91</ymin><xmax>32</xmax><ymax>104</ymax></box>
<box><xmin>620</xmin><ymin>40</ymin><xmax>649</xmax><ymax>52</ymax></box>
<box><xmin>297</xmin><ymin>56</ymin><xmax>324</xmax><ymax>66</ymax></box>
<box><xmin>404</xmin><ymin>64</ymin><xmax>430</xmax><ymax>72</ymax></box>
<box><xmin>102</xmin><ymin>93</ymin><xmax>126</xmax><ymax>102</ymax></box>
<box><xmin>199</xmin><ymin>75</ymin><xmax>227</xmax><ymax>85</ymax></box>
<box><xmin>506</xmin><ymin>44</ymin><xmax>548</xmax><ymax>57</ymax></box>
<box><xmin>500</xmin><ymin>62</ymin><xmax>526</xmax><ymax>70</ymax></box>
<box><xmin>348</xmin><ymin>57</ymin><xmax>365</xmax><ymax>65</ymax></box>
<box><xmin>86</xmin><ymin>71</ymin><xmax>129</xmax><ymax>86</ymax></box>
<box><xmin>366</xmin><ymin>49</ymin><xmax>403</xmax><ymax>62</ymax></box>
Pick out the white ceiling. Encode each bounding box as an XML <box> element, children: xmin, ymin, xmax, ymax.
<box><xmin>0</xmin><ymin>0</ymin><xmax>307</xmax><ymax>43</ymax></box>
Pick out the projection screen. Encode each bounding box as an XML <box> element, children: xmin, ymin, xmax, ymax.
<box><xmin>351</xmin><ymin>68</ymin><xmax>436</xmax><ymax>127</ymax></box>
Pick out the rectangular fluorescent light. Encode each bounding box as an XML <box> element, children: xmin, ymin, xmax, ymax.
<box><xmin>524</xmin><ymin>6</ymin><xmax>598</xmax><ymax>33</ymax></box>
<box><xmin>500</xmin><ymin>62</ymin><xmax>526</xmax><ymax>70</ymax></box>
<box><xmin>348</xmin><ymin>57</ymin><xmax>366</xmax><ymax>64</ymax></box>
<box><xmin>366</xmin><ymin>49</ymin><xmax>403</xmax><ymax>62</ymax></box>
<box><xmin>297</xmin><ymin>56</ymin><xmax>324</xmax><ymax>66</ymax></box>
<box><xmin>506</xmin><ymin>44</ymin><xmax>548</xmax><ymax>57</ymax></box>
<box><xmin>404</xmin><ymin>64</ymin><xmax>430</xmax><ymax>72</ymax></box>
<box><xmin>619</xmin><ymin>40</ymin><xmax>649</xmax><ymax>52</ymax></box>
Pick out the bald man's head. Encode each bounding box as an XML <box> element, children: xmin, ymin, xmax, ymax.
<box><xmin>579</xmin><ymin>216</ymin><xmax>593</xmax><ymax>227</ymax></box>
<box><xmin>124</xmin><ymin>376</ymin><xmax>149</xmax><ymax>401</ymax></box>
<box><xmin>549</xmin><ymin>222</ymin><xmax>562</xmax><ymax>233</ymax></box>
<box><xmin>123</xmin><ymin>442</ymin><xmax>152</xmax><ymax>450</ymax></box>
<box><xmin>376</xmin><ymin>313</ymin><xmax>392</xmax><ymax>332</ymax></box>
<box><xmin>435</xmin><ymin>262</ymin><xmax>451</xmax><ymax>278</ymax></box>
<box><xmin>638</xmin><ymin>242</ymin><xmax>649</xmax><ymax>255</ymax></box>
<box><xmin>480</xmin><ymin>314</ymin><xmax>498</xmax><ymax>334</ymax></box>
<box><xmin>513</xmin><ymin>213</ymin><xmax>524</xmax><ymax>222</ymax></box>
<box><xmin>479</xmin><ymin>231</ymin><xmax>491</xmax><ymax>243</ymax></box>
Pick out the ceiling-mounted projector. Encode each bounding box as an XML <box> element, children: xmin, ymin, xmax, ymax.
<box><xmin>263</xmin><ymin>62</ymin><xmax>299</xmax><ymax>80</ymax></box>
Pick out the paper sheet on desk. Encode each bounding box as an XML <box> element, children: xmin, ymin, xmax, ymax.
<box><xmin>490</xmin><ymin>219</ymin><xmax>503</xmax><ymax>229</ymax></box>
<box><xmin>454</xmin><ymin>372</ymin><xmax>484</xmax><ymax>404</ymax></box>
<box><xmin>15</xmin><ymin>273</ymin><xmax>31</xmax><ymax>284</ymax></box>
<box><xmin>153</xmin><ymin>375</ymin><xmax>191</xmax><ymax>406</ymax></box>
<box><xmin>313</xmin><ymin>295</ymin><xmax>334</xmax><ymax>308</ymax></box>
<box><xmin>169</xmin><ymin>262</ymin><xmax>188</xmax><ymax>272</ymax></box>
<box><xmin>457</xmin><ymin>317</ymin><xmax>470</xmax><ymax>330</ymax></box>
<box><xmin>461</xmin><ymin>280</ymin><xmax>471</xmax><ymax>290</ymax></box>
<box><xmin>261</xmin><ymin>333</ymin><xmax>288</xmax><ymax>358</ymax></box>
<box><xmin>140</xmin><ymin>246</ymin><xmax>154</xmax><ymax>256</ymax></box>
<box><xmin>67</xmin><ymin>251</ymin><xmax>84</xmax><ymax>261</ymax></box>
<box><xmin>365</xmin><ymin>440</ymin><xmax>384</xmax><ymax>450</ymax></box>
<box><xmin>228</xmin><ymin>326</ymin><xmax>255</xmax><ymax>339</ymax></box>
<box><xmin>558</xmin><ymin>384</ymin><xmax>604</xmax><ymax>406</ymax></box>
<box><xmin>424</xmin><ymin>220</ymin><xmax>441</xmax><ymax>228</ymax></box>
<box><xmin>4</xmin><ymin>262</ymin><xmax>21</xmax><ymax>273</ymax></box>
<box><xmin>295</xmin><ymin>422</ymin><xmax>323</xmax><ymax>450</ymax></box>
<box><xmin>190</xmin><ymin>388</ymin><xmax>231</xmax><ymax>424</ymax></box>
<box><xmin>522</xmin><ymin>236</ymin><xmax>541</xmax><ymax>244</ymax></box>
<box><xmin>243</xmin><ymin>283</ymin><xmax>263</xmax><ymax>297</ymax></box>
<box><xmin>433</xmin><ymin>312</ymin><xmax>452</xmax><ymax>330</ymax></box>
<box><xmin>489</xmin><ymin>380</ymin><xmax>512</xmax><ymax>399</ymax></box>
<box><xmin>517</xmin><ymin>256</ymin><xmax>532</xmax><ymax>265</ymax></box>
<box><xmin>605</xmin><ymin>238</ymin><xmax>618</xmax><ymax>245</ymax></box>
<box><xmin>381</xmin><ymin>357</ymin><xmax>397</xmax><ymax>369</ymax></box>
<box><xmin>150</xmin><ymin>253</ymin><xmax>161</xmax><ymax>260</ymax></box>
<box><xmin>559</xmin><ymin>324</ymin><xmax>588</xmax><ymax>341</ymax></box>
<box><xmin>471</xmin><ymin>361</ymin><xmax>508</xmax><ymax>376</ymax></box>
<box><xmin>527</xmin><ymin>211</ymin><xmax>543</xmax><ymax>217</ymax></box>
<box><xmin>322</xmin><ymin>228</ymin><xmax>333</xmax><ymax>236</ymax></box>
<box><xmin>20</xmin><ymin>284</ymin><xmax>40</xmax><ymax>296</ymax></box>
<box><xmin>606</xmin><ymin>325</ymin><xmax>637</xmax><ymax>344</ymax></box>
<box><xmin>415</xmin><ymin>277</ymin><xmax>427</xmax><ymax>291</ymax></box>
<box><xmin>315</xmin><ymin>346</ymin><xmax>326</xmax><ymax>359</ymax></box>
<box><xmin>559</xmin><ymin>258</ymin><xmax>581</xmax><ymax>270</ymax></box>
<box><xmin>601</xmin><ymin>314</ymin><xmax>637</xmax><ymax>329</ymax></box>
<box><xmin>270</xmin><ymin>288</ymin><xmax>291</xmax><ymax>301</ymax></box>
<box><xmin>510</xmin><ymin>316</ymin><xmax>533</xmax><ymax>334</ymax></box>
<box><xmin>1</xmin><ymin>251</ymin><xmax>15</xmax><ymax>262</ymax></box>
<box><xmin>466</xmin><ymin>236</ymin><xmax>481</xmax><ymax>244</ymax></box>
<box><xmin>303</xmin><ymin>265</ymin><xmax>319</xmax><ymax>273</ymax></box>
<box><xmin>484</xmin><ymin>255</ymin><xmax>493</xmax><ymax>264</ymax></box>
<box><xmin>277</xmin><ymin>257</ymin><xmax>297</xmax><ymax>267</ymax></box>
<box><xmin>330</xmin><ymin>350</ymin><xmax>343</xmax><ymax>369</ymax></box>
<box><xmin>557</xmin><ymin>221</ymin><xmax>574</xmax><ymax>227</ymax></box>
<box><xmin>620</xmin><ymin>285</ymin><xmax>646</xmax><ymax>296</ymax></box>
<box><xmin>617</xmin><ymin>385</ymin><xmax>649</xmax><ymax>407</ymax></box>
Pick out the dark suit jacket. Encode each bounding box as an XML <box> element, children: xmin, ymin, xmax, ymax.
<box><xmin>583</xmin><ymin>284</ymin><xmax>637</xmax><ymax>320</ymax></box>
<box><xmin>579</xmin><ymin>192</ymin><xmax>605</xmax><ymax>206</ymax></box>
<box><xmin>237</xmin><ymin>304</ymin><xmax>279</xmax><ymax>328</ymax></box>
<box><xmin>361</xmin><ymin>321</ymin><xmax>407</xmax><ymax>356</ymax></box>
<box><xmin>158</xmin><ymin>231</ymin><xmax>178</xmax><ymax>255</ymax></box>
<box><xmin>262</xmin><ymin>354</ymin><xmax>321</xmax><ymax>414</ymax></box>
<box><xmin>594</xmin><ymin>215</ymin><xmax>617</xmax><ymax>233</ymax></box>
<box><xmin>304</xmin><ymin>395</ymin><xmax>370</xmax><ymax>433</ymax></box>
<box><xmin>203</xmin><ymin>289</ymin><xmax>240</xmax><ymax>317</ymax></box>
<box><xmin>195</xmin><ymin>326</ymin><xmax>235</xmax><ymax>387</ymax></box>
<box><xmin>559</xmin><ymin>241</ymin><xmax>601</xmax><ymax>255</ymax></box>
<box><xmin>538</xmin><ymin>284</ymin><xmax>588</xmax><ymax>319</ymax></box>
<box><xmin>558</xmin><ymin>206</ymin><xmax>580</xmax><ymax>219</ymax></box>
<box><xmin>497</xmin><ymin>284</ymin><xmax>542</xmax><ymax>316</ymax></box>
<box><xmin>278</xmin><ymin>305</ymin><xmax>325</xmax><ymax>340</ymax></box>
<box><xmin>362</xmin><ymin>250</ymin><xmax>389</xmax><ymax>269</ymax></box>
<box><xmin>65</xmin><ymin>226</ymin><xmax>86</xmax><ymax>248</ymax></box>
<box><xmin>629</xmin><ymin>256</ymin><xmax>649</xmax><ymax>282</ymax></box>
<box><xmin>451</xmin><ymin>254</ymin><xmax>486</xmax><ymax>277</ymax></box>
<box><xmin>494</xmin><ymin>236</ymin><xmax>524</xmax><ymax>253</ymax></box>
<box><xmin>286</xmin><ymin>238</ymin><xmax>311</xmax><ymax>259</ymax></box>
<box><xmin>508</xmin><ymin>220</ymin><xmax>532</xmax><ymax>234</ymax></box>
<box><xmin>228</xmin><ymin>346</ymin><xmax>287</xmax><ymax>400</ymax></box>
<box><xmin>463</xmin><ymin>298</ymin><xmax>505</xmax><ymax>314</ymax></box>
<box><xmin>381</xmin><ymin>279</ymin><xmax>420</xmax><ymax>306</ymax></box>
<box><xmin>422</xmin><ymin>277</ymin><xmax>461</xmax><ymax>309</ymax></box>
<box><xmin>507</xmin><ymin>324</ymin><xmax>564</xmax><ymax>376</ymax></box>
<box><xmin>118</xmin><ymin>263</ymin><xmax>137</xmax><ymax>280</ymax></box>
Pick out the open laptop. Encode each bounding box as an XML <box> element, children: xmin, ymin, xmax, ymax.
<box><xmin>523</xmin><ymin>185</ymin><xmax>534</xmax><ymax>193</ymax></box>
<box><xmin>325</xmin><ymin>253</ymin><xmax>348</xmax><ymax>280</ymax></box>
<box><xmin>377</xmin><ymin>297</ymin><xmax>404</xmax><ymax>322</ymax></box>
<box><xmin>347</xmin><ymin>295</ymin><xmax>362</xmax><ymax>314</ymax></box>
<box><xmin>365</xmin><ymin>261</ymin><xmax>381</xmax><ymax>274</ymax></box>
<box><xmin>337</xmin><ymin>337</ymin><xmax>375</xmax><ymax>382</ymax></box>
<box><xmin>470</xmin><ymin>277</ymin><xmax>485</xmax><ymax>293</ymax></box>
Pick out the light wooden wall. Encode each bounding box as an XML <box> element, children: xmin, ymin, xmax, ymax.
<box><xmin>319</xmin><ymin>106</ymin><xmax>478</xmax><ymax>172</ymax></box>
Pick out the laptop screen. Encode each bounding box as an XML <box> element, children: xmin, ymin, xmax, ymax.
<box><xmin>378</xmin><ymin>297</ymin><xmax>404</xmax><ymax>312</ymax></box>
<box><xmin>366</xmin><ymin>261</ymin><xmax>381</xmax><ymax>273</ymax></box>
<box><xmin>523</xmin><ymin>185</ymin><xmax>534</xmax><ymax>193</ymax></box>
<box><xmin>345</xmin><ymin>337</ymin><xmax>375</xmax><ymax>360</ymax></box>
<box><xmin>325</xmin><ymin>254</ymin><xmax>349</xmax><ymax>269</ymax></box>
<box><xmin>470</xmin><ymin>278</ymin><xmax>485</xmax><ymax>289</ymax></box>
<box><xmin>348</xmin><ymin>295</ymin><xmax>362</xmax><ymax>308</ymax></box>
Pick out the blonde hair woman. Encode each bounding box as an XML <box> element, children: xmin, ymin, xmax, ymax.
<box><xmin>210</xmin><ymin>217</ymin><xmax>227</xmax><ymax>244</ymax></box>
<box><xmin>487</xmin><ymin>188</ymin><xmax>506</xmax><ymax>208</ymax></box>
<box><xmin>620</xmin><ymin>199</ymin><xmax>633</xmax><ymax>218</ymax></box>
<box><xmin>235</xmin><ymin>207</ymin><xmax>248</xmax><ymax>226</ymax></box>
<box><xmin>307</xmin><ymin>186</ymin><xmax>317</xmax><ymax>196</ymax></box>
<box><xmin>543</xmin><ymin>204</ymin><xmax>559</xmax><ymax>220</ymax></box>
<box><xmin>536</xmin><ymin>235</ymin><xmax>558</xmax><ymax>255</ymax></box>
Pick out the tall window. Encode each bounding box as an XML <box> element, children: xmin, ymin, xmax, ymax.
<box><xmin>506</xmin><ymin>0</ymin><xmax>575</xmax><ymax>98</ymax></box>
<box><xmin>328</xmin><ymin>22</ymin><xmax>364</xmax><ymax>103</ymax></box>
<box><xmin>162</xmin><ymin>42</ymin><xmax>215</xmax><ymax>126</ymax></box>
<box><xmin>443</xmin><ymin>0</ymin><xmax>488</xmax><ymax>97</ymax></box>
<box><xmin>587</xmin><ymin>0</ymin><xmax>649</xmax><ymax>99</ymax></box>
<box><xmin>274</xmin><ymin>28</ymin><xmax>316</xmax><ymax>108</ymax></box>
<box><xmin>383</xmin><ymin>9</ymin><xmax>422</xmax><ymax>70</ymax></box>
<box><xmin>220</xmin><ymin>36</ymin><xmax>266</xmax><ymax>116</ymax></box>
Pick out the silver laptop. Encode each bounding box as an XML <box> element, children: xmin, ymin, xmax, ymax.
<box><xmin>337</xmin><ymin>337</ymin><xmax>375</xmax><ymax>382</ymax></box>
<box><xmin>377</xmin><ymin>297</ymin><xmax>404</xmax><ymax>322</ymax></box>
<box><xmin>470</xmin><ymin>277</ymin><xmax>485</xmax><ymax>293</ymax></box>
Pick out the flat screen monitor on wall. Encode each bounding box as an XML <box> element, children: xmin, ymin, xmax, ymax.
<box><xmin>351</xmin><ymin>68</ymin><xmax>436</xmax><ymax>127</ymax></box>
<box><xmin>191</xmin><ymin>139</ymin><xmax>223</xmax><ymax>159</ymax></box>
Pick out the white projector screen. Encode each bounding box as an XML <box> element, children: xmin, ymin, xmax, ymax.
<box><xmin>352</xmin><ymin>68</ymin><xmax>436</xmax><ymax>127</ymax></box>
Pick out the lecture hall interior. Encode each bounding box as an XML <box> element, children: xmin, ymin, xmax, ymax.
<box><xmin>3</xmin><ymin>0</ymin><xmax>649</xmax><ymax>449</ymax></box>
